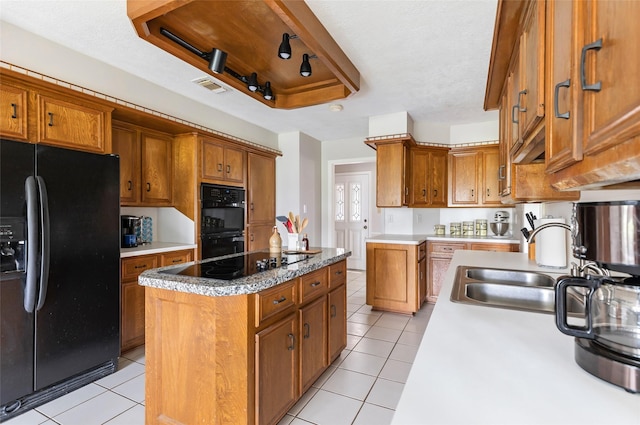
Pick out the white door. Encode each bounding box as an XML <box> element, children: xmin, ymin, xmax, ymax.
<box><xmin>334</xmin><ymin>172</ymin><xmax>369</xmax><ymax>270</ymax></box>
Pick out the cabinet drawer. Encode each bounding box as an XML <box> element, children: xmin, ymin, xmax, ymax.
<box><xmin>255</xmin><ymin>280</ymin><xmax>296</xmax><ymax>327</ymax></box>
<box><xmin>328</xmin><ymin>261</ymin><xmax>346</xmax><ymax>289</ymax></box>
<box><xmin>470</xmin><ymin>243</ymin><xmax>518</xmax><ymax>252</ymax></box>
<box><xmin>160</xmin><ymin>250</ymin><xmax>193</xmax><ymax>266</ymax></box>
<box><xmin>299</xmin><ymin>268</ymin><xmax>328</xmax><ymax>304</ymax></box>
<box><xmin>428</xmin><ymin>242</ymin><xmax>467</xmax><ymax>255</ymax></box>
<box><xmin>418</xmin><ymin>242</ymin><xmax>427</xmax><ymax>260</ymax></box>
<box><xmin>122</xmin><ymin>255</ymin><xmax>158</xmax><ymax>281</ymax></box>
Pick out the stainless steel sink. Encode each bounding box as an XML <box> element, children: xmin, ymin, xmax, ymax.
<box><xmin>450</xmin><ymin>266</ymin><xmax>585</xmax><ymax>314</ymax></box>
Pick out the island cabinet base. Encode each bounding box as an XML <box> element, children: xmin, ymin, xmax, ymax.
<box><xmin>144</xmin><ymin>259</ymin><xmax>347</xmax><ymax>425</ymax></box>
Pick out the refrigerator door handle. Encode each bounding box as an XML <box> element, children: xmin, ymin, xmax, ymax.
<box><xmin>35</xmin><ymin>176</ymin><xmax>50</xmax><ymax>311</ymax></box>
<box><xmin>24</xmin><ymin>176</ymin><xmax>39</xmax><ymax>313</ymax></box>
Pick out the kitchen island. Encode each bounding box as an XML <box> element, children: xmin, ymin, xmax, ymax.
<box><xmin>139</xmin><ymin>248</ymin><xmax>350</xmax><ymax>425</ymax></box>
<box><xmin>392</xmin><ymin>250</ymin><xmax>638</xmax><ymax>424</ymax></box>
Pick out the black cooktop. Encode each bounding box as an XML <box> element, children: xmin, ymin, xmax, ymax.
<box><xmin>159</xmin><ymin>250</ymin><xmax>313</xmax><ymax>280</ymax></box>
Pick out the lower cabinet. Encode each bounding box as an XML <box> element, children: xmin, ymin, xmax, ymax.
<box><xmin>366</xmin><ymin>241</ymin><xmax>426</xmax><ymax>314</ymax></box>
<box><xmin>120</xmin><ymin>249</ymin><xmax>193</xmax><ymax>353</ymax></box>
<box><xmin>144</xmin><ymin>259</ymin><xmax>347</xmax><ymax>425</ymax></box>
<box><xmin>427</xmin><ymin>241</ymin><xmax>519</xmax><ymax>302</ymax></box>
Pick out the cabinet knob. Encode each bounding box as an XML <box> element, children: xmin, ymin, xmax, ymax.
<box><xmin>11</xmin><ymin>103</ymin><xmax>17</xmax><ymax>119</ymax></box>
<box><xmin>580</xmin><ymin>38</ymin><xmax>603</xmax><ymax>92</ymax></box>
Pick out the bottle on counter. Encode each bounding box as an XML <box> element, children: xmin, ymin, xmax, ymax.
<box><xmin>302</xmin><ymin>233</ymin><xmax>309</xmax><ymax>251</ymax></box>
<box><xmin>269</xmin><ymin>226</ymin><xmax>282</xmax><ymax>253</ymax></box>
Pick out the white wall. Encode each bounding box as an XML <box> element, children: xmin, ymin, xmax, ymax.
<box><xmin>0</xmin><ymin>22</ymin><xmax>279</xmax><ymax>150</ymax></box>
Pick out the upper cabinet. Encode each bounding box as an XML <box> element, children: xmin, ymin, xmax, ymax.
<box><xmin>0</xmin><ymin>71</ymin><xmax>112</xmax><ymax>153</ymax></box>
<box><xmin>448</xmin><ymin>145</ymin><xmax>502</xmax><ymax>207</ymax></box>
<box><xmin>369</xmin><ymin>136</ymin><xmax>413</xmax><ymax>207</ymax></box>
<box><xmin>247</xmin><ymin>152</ymin><xmax>276</xmax><ymax>251</ymax></box>
<box><xmin>409</xmin><ymin>146</ymin><xmax>448</xmax><ymax>208</ymax></box>
<box><xmin>112</xmin><ymin>121</ymin><xmax>173</xmax><ymax>206</ymax></box>
<box><xmin>201</xmin><ymin>137</ymin><xmax>245</xmax><ymax>186</ymax></box>
<box><xmin>486</xmin><ymin>0</ymin><xmax>640</xmax><ymax>191</ymax></box>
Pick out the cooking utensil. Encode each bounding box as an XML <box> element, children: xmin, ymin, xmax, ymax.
<box><xmin>288</xmin><ymin>212</ymin><xmax>296</xmax><ymax>231</ymax></box>
<box><xmin>295</xmin><ymin>215</ymin><xmax>300</xmax><ymax>233</ymax></box>
<box><xmin>526</xmin><ymin>213</ymin><xmax>536</xmax><ymax>230</ymax></box>
<box><xmin>521</xmin><ymin>227</ymin><xmax>530</xmax><ymax>239</ymax></box>
<box><xmin>300</xmin><ymin>218</ymin><xmax>308</xmax><ymax>232</ymax></box>
<box><xmin>276</xmin><ymin>216</ymin><xmax>288</xmax><ymax>223</ymax></box>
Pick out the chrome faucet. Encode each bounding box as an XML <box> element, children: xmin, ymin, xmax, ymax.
<box><xmin>526</xmin><ymin>222</ymin><xmax>571</xmax><ymax>244</ymax></box>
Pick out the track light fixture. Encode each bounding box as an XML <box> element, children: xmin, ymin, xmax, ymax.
<box><xmin>300</xmin><ymin>54</ymin><xmax>317</xmax><ymax>77</ymax></box>
<box><xmin>278</xmin><ymin>33</ymin><xmax>298</xmax><ymax>59</ymax></box>
<box><xmin>160</xmin><ymin>27</ymin><xmax>275</xmax><ymax>101</ymax></box>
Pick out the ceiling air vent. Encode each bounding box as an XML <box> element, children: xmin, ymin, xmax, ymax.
<box><xmin>192</xmin><ymin>76</ymin><xmax>227</xmax><ymax>94</ymax></box>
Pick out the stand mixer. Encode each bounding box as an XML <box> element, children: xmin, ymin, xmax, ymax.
<box><xmin>490</xmin><ymin>210</ymin><xmax>510</xmax><ymax>237</ymax></box>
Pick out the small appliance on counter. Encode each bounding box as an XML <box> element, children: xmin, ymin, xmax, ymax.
<box><xmin>555</xmin><ymin>201</ymin><xmax>640</xmax><ymax>393</ymax></box>
<box><xmin>490</xmin><ymin>210</ymin><xmax>510</xmax><ymax>237</ymax></box>
<box><xmin>121</xmin><ymin>215</ymin><xmax>140</xmax><ymax>248</ymax></box>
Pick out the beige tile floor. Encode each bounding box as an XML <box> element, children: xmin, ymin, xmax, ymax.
<box><xmin>6</xmin><ymin>270</ymin><xmax>434</xmax><ymax>425</ymax></box>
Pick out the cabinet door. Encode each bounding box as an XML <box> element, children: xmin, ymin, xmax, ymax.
<box><xmin>427</xmin><ymin>256</ymin><xmax>451</xmax><ymax>304</ymax></box>
<box><xmin>545</xmin><ymin>0</ymin><xmax>582</xmax><ymax>173</ymax></box>
<box><xmin>141</xmin><ymin>131</ymin><xmax>172</xmax><ymax>205</ymax></box>
<box><xmin>509</xmin><ymin>47</ymin><xmax>523</xmax><ymax>157</ymax></box>
<box><xmin>498</xmin><ymin>92</ymin><xmax>512</xmax><ymax>197</ymax></box>
<box><xmin>112</xmin><ymin>125</ymin><xmax>140</xmax><ymax>204</ymax></box>
<box><xmin>327</xmin><ymin>285</ymin><xmax>346</xmax><ymax>363</ymax></box>
<box><xmin>201</xmin><ymin>140</ymin><xmax>225</xmax><ymax>180</ymax></box>
<box><xmin>376</xmin><ymin>142</ymin><xmax>406</xmax><ymax>207</ymax></box>
<box><xmin>37</xmin><ymin>94</ymin><xmax>108</xmax><ymax>153</ymax></box>
<box><xmin>224</xmin><ymin>146</ymin><xmax>245</xmax><ymax>183</ymax></box>
<box><xmin>482</xmin><ymin>147</ymin><xmax>501</xmax><ymax>205</ymax></box>
<box><xmin>299</xmin><ymin>296</ymin><xmax>327</xmax><ymax>393</ymax></box>
<box><xmin>255</xmin><ymin>314</ymin><xmax>297</xmax><ymax>425</ymax></box>
<box><xmin>366</xmin><ymin>243</ymin><xmax>418</xmax><ymax>313</ymax></box>
<box><xmin>409</xmin><ymin>148</ymin><xmax>429</xmax><ymax>206</ymax></box>
<box><xmin>0</xmin><ymin>83</ymin><xmax>28</xmax><ymax>140</ymax></box>
<box><xmin>247</xmin><ymin>224</ymin><xmax>273</xmax><ymax>251</ymax></box>
<box><xmin>247</xmin><ymin>152</ymin><xmax>275</xmax><ymax>224</ymax></box>
<box><xmin>448</xmin><ymin>150</ymin><xmax>479</xmax><ymax>206</ymax></box>
<box><xmin>430</xmin><ymin>150</ymin><xmax>448</xmax><ymax>207</ymax></box>
<box><xmin>418</xmin><ymin>257</ymin><xmax>427</xmax><ymax>307</ymax></box>
<box><xmin>121</xmin><ymin>280</ymin><xmax>145</xmax><ymax>352</ymax></box>
<box><xmin>582</xmin><ymin>0</ymin><xmax>640</xmax><ymax>157</ymax></box>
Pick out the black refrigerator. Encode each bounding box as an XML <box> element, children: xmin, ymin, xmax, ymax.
<box><xmin>0</xmin><ymin>139</ymin><xmax>120</xmax><ymax>421</ymax></box>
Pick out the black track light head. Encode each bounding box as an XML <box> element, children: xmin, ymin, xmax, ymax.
<box><xmin>278</xmin><ymin>33</ymin><xmax>292</xmax><ymax>59</ymax></box>
<box><xmin>208</xmin><ymin>48</ymin><xmax>227</xmax><ymax>74</ymax></box>
<box><xmin>247</xmin><ymin>72</ymin><xmax>259</xmax><ymax>92</ymax></box>
<box><xmin>263</xmin><ymin>82</ymin><xmax>273</xmax><ymax>100</ymax></box>
<box><xmin>300</xmin><ymin>53</ymin><xmax>312</xmax><ymax>77</ymax></box>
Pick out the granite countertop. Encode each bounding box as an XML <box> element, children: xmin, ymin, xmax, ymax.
<box><xmin>392</xmin><ymin>251</ymin><xmax>638</xmax><ymax>424</ymax></box>
<box><xmin>120</xmin><ymin>241</ymin><xmax>198</xmax><ymax>258</ymax></box>
<box><xmin>366</xmin><ymin>234</ymin><xmax>519</xmax><ymax>245</ymax></box>
<box><xmin>139</xmin><ymin>248</ymin><xmax>351</xmax><ymax>297</ymax></box>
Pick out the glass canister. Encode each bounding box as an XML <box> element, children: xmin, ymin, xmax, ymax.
<box><xmin>462</xmin><ymin>221</ymin><xmax>474</xmax><ymax>236</ymax></box>
<box><xmin>434</xmin><ymin>224</ymin><xmax>446</xmax><ymax>235</ymax></box>
<box><xmin>450</xmin><ymin>222</ymin><xmax>461</xmax><ymax>236</ymax></box>
<box><xmin>475</xmin><ymin>219</ymin><xmax>488</xmax><ymax>236</ymax></box>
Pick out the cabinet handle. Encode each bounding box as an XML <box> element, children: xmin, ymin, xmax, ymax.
<box><xmin>250</xmin><ymin>202</ymin><xmax>254</xmax><ymax>211</ymax></box>
<box><xmin>273</xmin><ymin>296</ymin><xmax>287</xmax><ymax>304</ymax></box>
<box><xmin>334</xmin><ymin>270</ymin><xmax>343</xmax><ymax>275</ymax></box>
<box><xmin>287</xmin><ymin>333</ymin><xmax>295</xmax><ymax>350</ymax></box>
<box><xmin>498</xmin><ymin>165</ymin><xmax>505</xmax><ymax>180</ymax></box>
<box><xmin>433</xmin><ymin>189</ymin><xmax>438</xmax><ymax>198</ymax></box>
<box><xmin>443</xmin><ymin>247</ymin><xmax>453</xmax><ymax>251</ymax></box>
<box><xmin>303</xmin><ymin>323</ymin><xmax>310</xmax><ymax>339</ymax></box>
<box><xmin>172</xmin><ymin>259</ymin><xmax>183</xmax><ymax>263</ymax></box>
<box><xmin>554</xmin><ymin>79</ymin><xmax>571</xmax><ymax>119</ymax></box>
<box><xmin>48</xmin><ymin>112</ymin><xmax>54</xmax><ymax>126</ymax></box>
<box><xmin>226</xmin><ymin>165</ymin><xmax>231</xmax><ymax>174</ymax></box>
<box><xmin>250</xmin><ymin>234</ymin><xmax>255</xmax><ymax>242</ymax></box>
<box><xmin>11</xmin><ymin>103</ymin><xmax>17</xmax><ymax>119</ymax></box>
<box><xmin>511</xmin><ymin>104</ymin><xmax>519</xmax><ymax>124</ymax></box>
<box><xmin>146</xmin><ymin>182</ymin><xmax>151</xmax><ymax>192</ymax></box>
<box><xmin>330</xmin><ymin>304</ymin><xmax>337</xmax><ymax>318</ymax></box>
<box><xmin>517</xmin><ymin>90</ymin><xmax>527</xmax><ymax>112</ymax></box>
<box><xmin>471</xmin><ymin>189</ymin><xmax>474</xmax><ymax>198</ymax></box>
<box><xmin>310</xmin><ymin>281</ymin><xmax>321</xmax><ymax>287</ymax></box>
<box><xmin>217</xmin><ymin>163</ymin><xmax>223</xmax><ymax>172</ymax></box>
<box><xmin>127</xmin><ymin>180</ymin><xmax>132</xmax><ymax>191</ymax></box>
<box><xmin>134</xmin><ymin>264</ymin><xmax>148</xmax><ymax>269</ymax></box>
<box><xmin>405</xmin><ymin>187</ymin><xmax>409</xmax><ymax>196</ymax></box>
<box><xmin>487</xmin><ymin>188</ymin><xmax>490</xmax><ymax>197</ymax></box>
<box><xmin>580</xmin><ymin>38</ymin><xmax>602</xmax><ymax>92</ymax></box>
<box><xmin>422</xmin><ymin>189</ymin><xmax>426</xmax><ymax>197</ymax></box>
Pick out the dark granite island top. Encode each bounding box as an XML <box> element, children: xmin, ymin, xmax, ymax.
<box><xmin>139</xmin><ymin>248</ymin><xmax>351</xmax><ymax>297</ymax></box>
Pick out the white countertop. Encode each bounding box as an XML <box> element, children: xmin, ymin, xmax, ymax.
<box><xmin>365</xmin><ymin>234</ymin><xmax>520</xmax><ymax>245</ymax></box>
<box><xmin>392</xmin><ymin>250</ymin><xmax>639</xmax><ymax>425</ymax></box>
<box><xmin>120</xmin><ymin>241</ymin><xmax>197</xmax><ymax>258</ymax></box>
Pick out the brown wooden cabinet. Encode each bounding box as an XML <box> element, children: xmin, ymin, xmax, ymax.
<box><xmin>366</xmin><ymin>135</ymin><xmax>416</xmax><ymax>207</ymax></box>
<box><xmin>366</xmin><ymin>241</ymin><xmax>426</xmax><ymax>313</ymax></box>
<box><xmin>145</xmin><ymin>259</ymin><xmax>347</xmax><ymax>425</ymax></box>
<box><xmin>427</xmin><ymin>241</ymin><xmax>519</xmax><ymax>303</ymax></box>
<box><xmin>448</xmin><ymin>145</ymin><xmax>503</xmax><ymax>207</ymax></box>
<box><xmin>112</xmin><ymin>121</ymin><xmax>173</xmax><ymax>206</ymax></box>
<box><xmin>0</xmin><ymin>82</ymin><xmax>28</xmax><ymax>141</ymax></box>
<box><xmin>120</xmin><ymin>249</ymin><xmax>193</xmax><ymax>352</ymax></box>
<box><xmin>201</xmin><ymin>137</ymin><xmax>245</xmax><ymax>185</ymax></box>
<box><xmin>247</xmin><ymin>152</ymin><xmax>276</xmax><ymax>250</ymax></box>
<box><xmin>409</xmin><ymin>146</ymin><xmax>448</xmax><ymax>207</ymax></box>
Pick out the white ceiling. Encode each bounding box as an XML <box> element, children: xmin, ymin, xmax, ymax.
<box><xmin>0</xmin><ymin>0</ymin><xmax>499</xmax><ymax>142</ymax></box>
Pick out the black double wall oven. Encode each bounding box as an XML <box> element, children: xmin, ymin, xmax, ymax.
<box><xmin>200</xmin><ymin>184</ymin><xmax>245</xmax><ymax>259</ymax></box>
